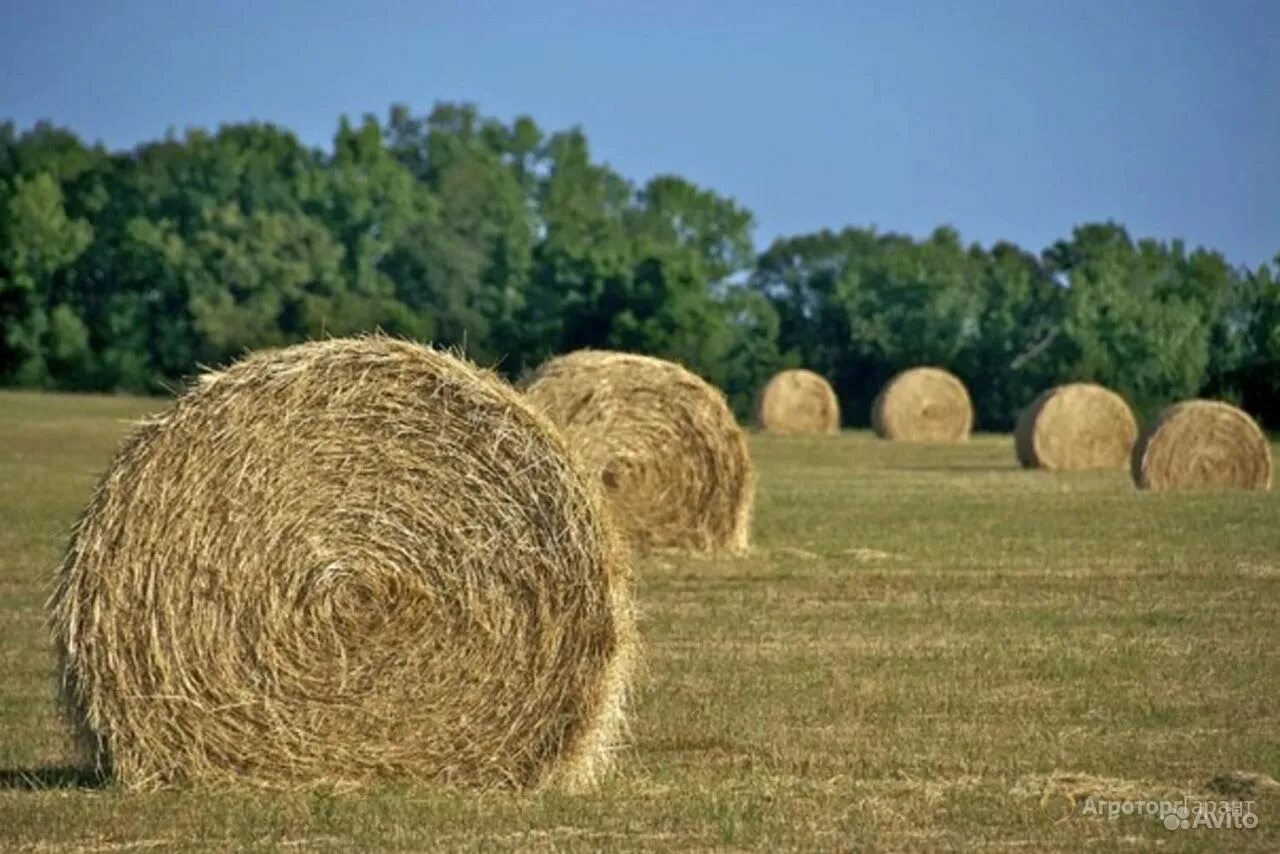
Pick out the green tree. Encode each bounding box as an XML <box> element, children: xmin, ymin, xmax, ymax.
<box><xmin>1045</xmin><ymin>223</ymin><xmax>1224</xmax><ymax>419</ymax></box>
<box><xmin>94</xmin><ymin>216</ymin><xmax>195</xmax><ymax>390</ymax></box>
<box><xmin>956</xmin><ymin>242</ymin><xmax>1066</xmax><ymax>429</ymax></box>
<box><xmin>709</xmin><ymin>286</ymin><xmax>787</xmax><ymax>420</ymax></box>
<box><xmin>629</xmin><ymin>175</ymin><xmax>754</xmax><ymax>282</ymax></box>
<box><xmin>385</xmin><ymin>104</ymin><xmax>534</xmax><ymax>364</ymax></box>
<box><xmin>182</xmin><ymin>206</ymin><xmax>353</xmax><ymax>364</ymax></box>
<box><xmin>0</xmin><ymin>173</ymin><xmax>93</xmax><ymax>385</ymax></box>
<box><xmin>750</xmin><ymin>229</ymin><xmax>862</xmax><ymax>396</ymax></box>
<box><xmin>1205</xmin><ymin>256</ymin><xmax>1280</xmax><ymax>428</ymax></box>
<box><xmin>300</xmin><ymin>116</ymin><xmax>438</xmax><ymax>342</ymax></box>
<box><xmin>517</xmin><ymin>128</ymin><xmax>635</xmax><ymax>368</ymax></box>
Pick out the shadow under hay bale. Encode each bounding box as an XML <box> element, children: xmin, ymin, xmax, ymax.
<box><xmin>1131</xmin><ymin>399</ymin><xmax>1273</xmax><ymax>491</ymax></box>
<box><xmin>50</xmin><ymin>336</ymin><xmax>636</xmax><ymax>790</ymax></box>
<box><xmin>755</xmin><ymin>369</ymin><xmax>840</xmax><ymax>435</ymax></box>
<box><xmin>871</xmin><ymin>367</ymin><xmax>973</xmax><ymax>443</ymax></box>
<box><xmin>523</xmin><ymin>350</ymin><xmax>754</xmax><ymax>554</ymax></box>
<box><xmin>1014</xmin><ymin>382</ymin><xmax>1138</xmax><ymax>471</ymax></box>
<box><xmin>0</xmin><ymin>765</ymin><xmax>107</xmax><ymax>791</ymax></box>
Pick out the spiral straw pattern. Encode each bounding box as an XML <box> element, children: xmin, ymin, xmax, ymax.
<box><xmin>1132</xmin><ymin>399</ymin><xmax>1272</xmax><ymax>491</ymax></box>
<box><xmin>50</xmin><ymin>337</ymin><xmax>635</xmax><ymax>789</ymax></box>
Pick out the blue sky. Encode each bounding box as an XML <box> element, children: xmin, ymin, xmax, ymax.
<box><xmin>3</xmin><ymin>1</ymin><xmax>1277</xmax><ymax>267</ymax></box>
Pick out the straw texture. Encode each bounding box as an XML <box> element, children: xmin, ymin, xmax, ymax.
<box><xmin>871</xmin><ymin>367</ymin><xmax>973</xmax><ymax>443</ymax></box>
<box><xmin>1131</xmin><ymin>399</ymin><xmax>1272</xmax><ymax>491</ymax></box>
<box><xmin>756</xmin><ymin>369</ymin><xmax>840</xmax><ymax>435</ymax></box>
<box><xmin>1015</xmin><ymin>383</ymin><xmax>1138</xmax><ymax>470</ymax></box>
<box><xmin>524</xmin><ymin>350</ymin><xmax>754</xmax><ymax>554</ymax></box>
<box><xmin>50</xmin><ymin>337</ymin><xmax>636</xmax><ymax>790</ymax></box>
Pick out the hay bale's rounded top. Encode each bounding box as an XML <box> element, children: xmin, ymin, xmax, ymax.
<box><xmin>1015</xmin><ymin>383</ymin><xmax>1138</xmax><ymax>471</ymax></box>
<box><xmin>51</xmin><ymin>336</ymin><xmax>635</xmax><ymax>790</ymax></box>
<box><xmin>871</xmin><ymin>367</ymin><xmax>973</xmax><ymax>443</ymax></box>
<box><xmin>756</xmin><ymin>369</ymin><xmax>840</xmax><ymax>435</ymax></box>
<box><xmin>524</xmin><ymin>349</ymin><xmax>754</xmax><ymax>554</ymax></box>
<box><xmin>1131</xmin><ymin>399</ymin><xmax>1273</xmax><ymax>491</ymax></box>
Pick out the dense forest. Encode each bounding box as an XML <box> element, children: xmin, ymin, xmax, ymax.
<box><xmin>1</xmin><ymin>103</ymin><xmax>1277</xmax><ymax>429</ymax></box>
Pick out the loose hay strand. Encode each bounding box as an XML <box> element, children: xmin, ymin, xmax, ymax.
<box><xmin>1014</xmin><ymin>383</ymin><xmax>1138</xmax><ymax>471</ymax></box>
<box><xmin>756</xmin><ymin>369</ymin><xmax>840</xmax><ymax>435</ymax></box>
<box><xmin>523</xmin><ymin>350</ymin><xmax>755</xmax><ymax>554</ymax></box>
<box><xmin>49</xmin><ymin>336</ymin><xmax>636</xmax><ymax>790</ymax></box>
<box><xmin>871</xmin><ymin>367</ymin><xmax>973</xmax><ymax>443</ymax></box>
<box><xmin>1131</xmin><ymin>399</ymin><xmax>1273</xmax><ymax>491</ymax></box>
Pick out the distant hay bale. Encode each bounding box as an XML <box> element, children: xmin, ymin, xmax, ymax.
<box><xmin>524</xmin><ymin>350</ymin><xmax>754</xmax><ymax>553</ymax></box>
<box><xmin>1014</xmin><ymin>383</ymin><xmax>1138</xmax><ymax>470</ymax></box>
<box><xmin>871</xmin><ymin>367</ymin><xmax>973</xmax><ymax>442</ymax></box>
<box><xmin>756</xmin><ymin>369</ymin><xmax>840</xmax><ymax>435</ymax></box>
<box><xmin>50</xmin><ymin>337</ymin><xmax>635</xmax><ymax>790</ymax></box>
<box><xmin>1131</xmin><ymin>399</ymin><xmax>1273</xmax><ymax>491</ymax></box>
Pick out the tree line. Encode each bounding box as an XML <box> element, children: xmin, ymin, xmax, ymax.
<box><xmin>2</xmin><ymin>103</ymin><xmax>1277</xmax><ymax>429</ymax></box>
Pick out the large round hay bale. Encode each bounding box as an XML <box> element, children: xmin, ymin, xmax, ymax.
<box><xmin>50</xmin><ymin>337</ymin><xmax>635</xmax><ymax>789</ymax></box>
<box><xmin>756</xmin><ymin>369</ymin><xmax>840</xmax><ymax>435</ymax></box>
<box><xmin>1131</xmin><ymin>399</ymin><xmax>1273</xmax><ymax>491</ymax></box>
<box><xmin>871</xmin><ymin>367</ymin><xmax>973</xmax><ymax>442</ymax></box>
<box><xmin>524</xmin><ymin>350</ymin><xmax>754</xmax><ymax>553</ymax></box>
<box><xmin>1014</xmin><ymin>383</ymin><xmax>1138</xmax><ymax>470</ymax></box>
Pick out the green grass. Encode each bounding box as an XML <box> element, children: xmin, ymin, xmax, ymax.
<box><xmin>1</xmin><ymin>388</ymin><xmax>1277</xmax><ymax>851</ymax></box>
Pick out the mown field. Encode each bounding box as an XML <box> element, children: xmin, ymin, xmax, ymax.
<box><xmin>1</xmin><ymin>389</ymin><xmax>1277</xmax><ymax>852</ymax></box>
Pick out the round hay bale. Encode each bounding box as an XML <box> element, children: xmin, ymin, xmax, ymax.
<box><xmin>1131</xmin><ymin>399</ymin><xmax>1273</xmax><ymax>491</ymax></box>
<box><xmin>50</xmin><ymin>337</ymin><xmax>635</xmax><ymax>789</ymax></box>
<box><xmin>871</xmin><ymin>367</ymin><xmax>973</xmax><ymax>442</ymax></box>
<box><xmin>1014</xmin><ymin>383</ymin><xmax>1138</xmax><ymax>470</ymax></box>
<box><xmin>523</xmin><ymin>350</ymin><xmax>754</xmax><ymax>554</ymax></box>
<box><xmin>756</xmin><ymin>369</ymin><xmax>840</xmax><ymax>435</ymax></box>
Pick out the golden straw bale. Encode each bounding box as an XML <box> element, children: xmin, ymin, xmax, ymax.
<box><xmin>1014</xmin><ymin>383</ymin><xmax>1138</xmax><ymax>470</ymax></box>
<box><xmin>50</xmin><ymin>337</ymin><xmax>635</xmax><ymax>790</ymax></box>
<box><xmin>524</xmin><ymin>350</ymin><xmax>754</xmax><ymax>554</ymax></box>
<box><xmin>756</xmin><ymin>369</ymin><xmax>840</xmax><ymax>435</ymax></box>
<box><xmin>871</xmin><ymin>367</ymin><xmax>973</xmax><ymax>443</ymax></box>
<box><xmin>1131</xmin><ymin>399</ymin><xmax>1272</xmax><ymax>491</ymax></box>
